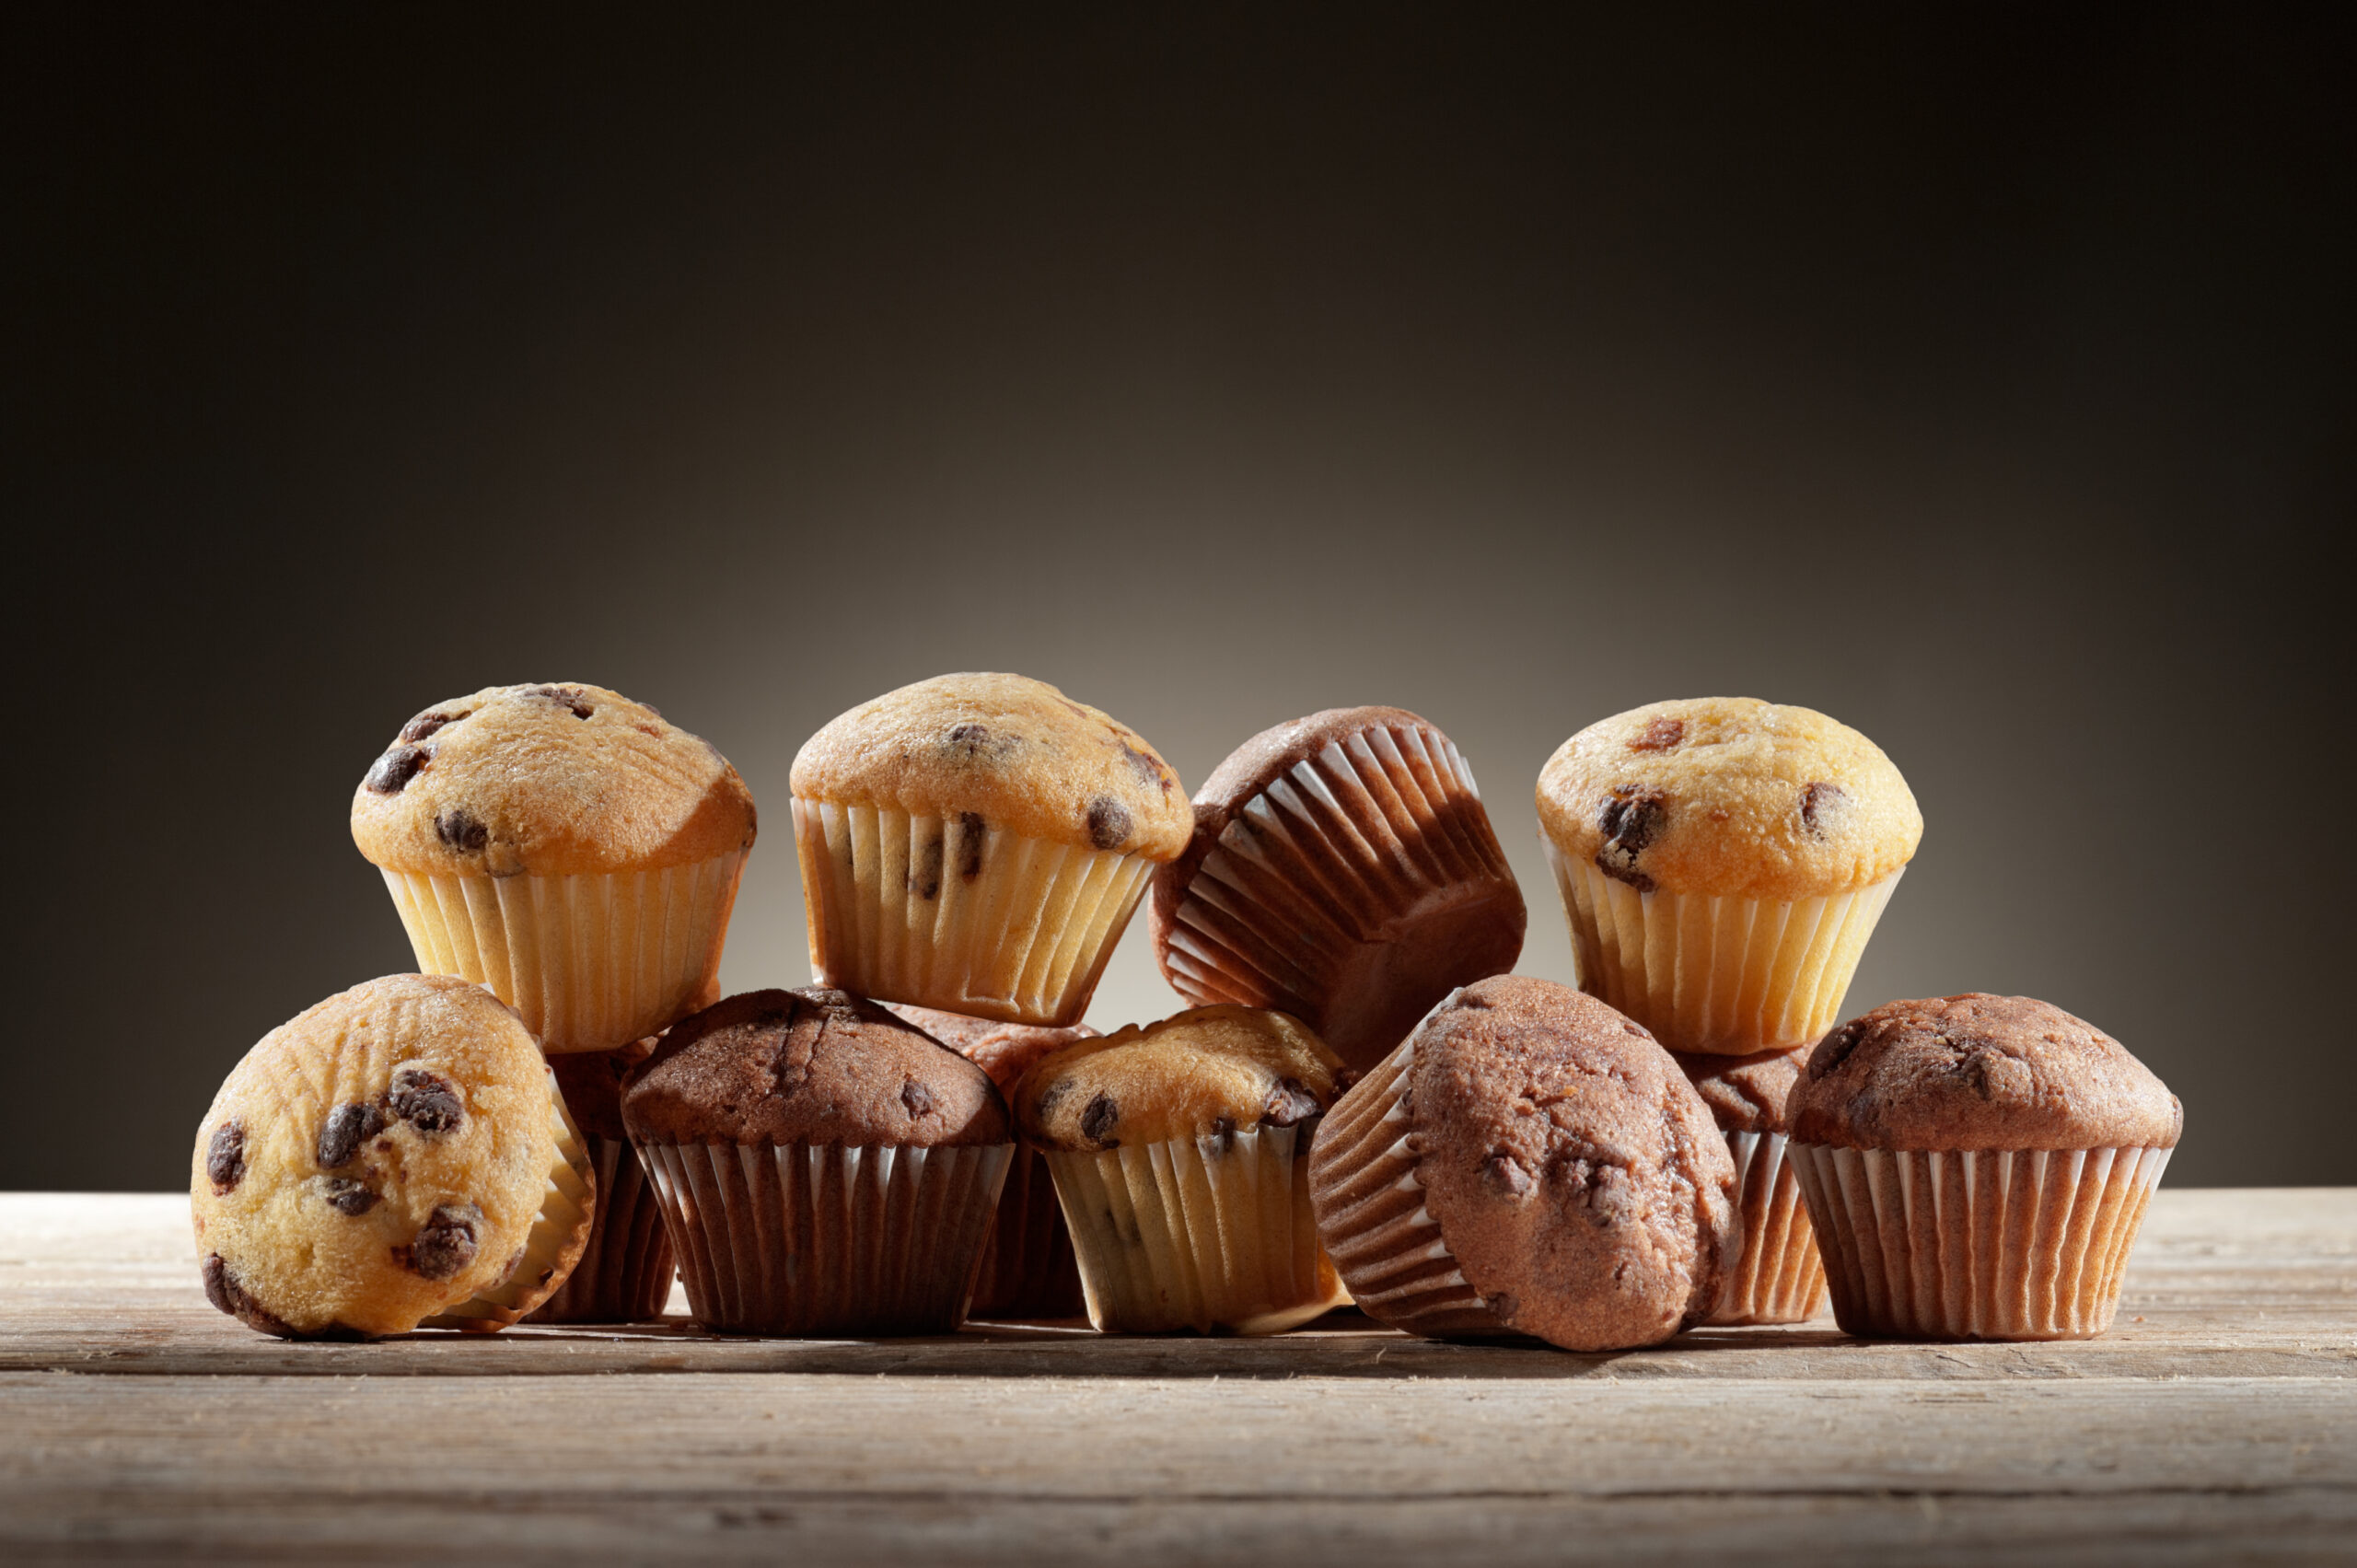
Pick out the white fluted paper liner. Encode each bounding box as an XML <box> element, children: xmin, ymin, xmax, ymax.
<box><xmin>1713</xmin><ymin>1131</ymin><xmax>1828</xmax><ymax>1325</ymax></box>
<box><xmin>1159</xmin><ymin>726</ymin><xmax>1518</xmax><ymax>1047</ymax></box>
<box><xmin>526</xmin><ymin>1135</ymin><xmax>676</xmax><ymax>1323</ymax></box>
<box><xmin>1305</xmin><ymin>1040</ymin><xmax>1511</xmax><ymax>1338</ymax></box>
<box><xmin>1044</xmin><ymin>1123</ymin><xmax>1347</xmax><ymax>1335</ymax></box>
<box><xmin>637</xmin><ymin>1139</ymin><xmax>1012</xmax><ymax>1336</ymax></box>
<box><xmin>1787</xmin><ymin>1143</ymin><xmax>2171</xmax><ymax>1341</ymax></box>
<box><xmin>793</xmin><ymin>797</ymin><xmax>1154</xmax><ymax>1027</ymax></box>
<box><xmin>380</xmin><ymin>850</ymin><xmax>746</xmax><ymax>1053</ymax></box>
<box><xmin>423</xmin><ymin>1071</ymin><xmax>598</xmax><ymax>1331</ymax></box>
<box><xmin>1544</xmin><ymin>839</ymin><xmax>1901</xmax><ymax>1055</ymax></box>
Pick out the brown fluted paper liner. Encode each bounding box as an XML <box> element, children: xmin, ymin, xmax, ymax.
<box><xmin>381</xmin><ymin>850</ymin><xmax>746</xmax><ymax>1053</ymax></box>
<box><xmin>424</xmin><ymin>1072</ymin><xmax>598</xmax><ymax>1331</ymax></box>
<box><xmin>1306</xmin><ymin>1040</ymin><xmax>1511</xmax><ymax>1338</ymax></box>
<box><xmin>1045</xmin><ymin>1123</ymin><xmax>1346</xmax><ymax>1335</ymax></box>
<box><xmin>969</xmin><ymin>1145</ymin><xmax>1086</xmax><ymax>1320</ymax></box>
<box><xmin>794</xmin><ymin>798</ymin><xmax>1151</xmax><ymax>1027</ymax></box>
<box><xmin>1712</xmin><ymin>1132</ymin><xmax>1827</xmax><ymax>1325</ymax></box>
<box><xmin>526</xmin><ymin>1135</ymin><xmax>676</xmax><ymax>1324</ymax></box>
<box><xmin>1788</xmin><ymin>1143</ymin><xmax>2171</xmax><ymax>1341</ymax></box>
<box><xmin>637</xmin><ymin>1139</ymin><xmax>1012</xmax><ymax>1336</ymax></box>
<box><xmin>1159</xmin><ymin>724</ymin><xmax>1521</xmax><ymax>1068</ymax></box>
<box><xmin>1545</xmin><ymin>841</ymin><xmax>1900</xmax><ymax>1055</ymax></box>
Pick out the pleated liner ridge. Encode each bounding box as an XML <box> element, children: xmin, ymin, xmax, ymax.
<box><xmin>1044</xmin><ymin>1123</ymin><xmax>1347</xmax><ymax>1335</ymax></box>
<box><xmin>793</xmin><ymin>798</ymin><xmax>1153</xmax><ymax>1027</ymax></box>
<box><xmin>1306</xmin><ymin>1041</ymin><xmax>1511</xmax><ymax>1338</ymax></box>
<box><xmin>1545</xmin><ymin>840</ymin><xmax>1900</xmax><ymax>1055</ymax></box>
<box><xmin>637</xmin><ymin>1140</ymin><xmax>1013</xmax><ymax>1336</ymax></box>
<box><xmin>1160</xmin><ymin>725</ymin><xmax>1517</xmax><ymax>1022</ymax></box>
<box><xmin>1713</xmin><ymin>1132</ymin><xmax>1828</xmax><ymax>1326</ymax></box>
<box><xmin>1788</xmin><ymin>1144</ymin><xmax>2172</xmax><ymax>1341</ymax></box>
<box><xmin>526</xmin><ymin>1136</ymin><xmax>676</xmax><ymax>1324</ymax></box>
<box><xmin>424</xmin><ymin>1074</ymin><xmax>598</xmax><ymax>1330</ymax></box>
<box><xmin>970</xmin><ymin>1146</ymin><xmax>1086</xmax><ymax>1319</ymax></box>
<box><xmin>381</xmin><ymin>851</ymin><xmax>746</xmax><ymax>1053</ymax></box>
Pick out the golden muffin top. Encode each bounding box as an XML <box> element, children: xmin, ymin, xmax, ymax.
<box><xmin>350</xmin><ymin>682</ymin><xmax>757</xmax><ymax>878</ymax></box>
<box><xmin>1014</xmin><ymin>1005</ymin><xmax>1345</xmax><ymax>1151</ymax></box>
<box><xmin>1536</xmin><ymin>697</ymin><xmax>1921</xmax><ymax>902</ymax></box>
<box><xmin>190</xmin><ymin>974</ymin><xmax>560</xmax><ymax>1339</ymax></box>
<box><xmin>790</xmin><ymin>672</ymin><xmax>1190</xmax><ymax>859</ymax></box>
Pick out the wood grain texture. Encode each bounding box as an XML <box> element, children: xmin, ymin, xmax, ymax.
<box><xmin>2</xmin><ymin>1190</ymin><xmax>2352</xmax><ymax>1564</ymax></box>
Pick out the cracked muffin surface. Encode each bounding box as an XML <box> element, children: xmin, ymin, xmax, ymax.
<box><xmin>1013</xmin><ymin>1005</ymin><xmax>1344</xmax><ymax>1153</ymax></box>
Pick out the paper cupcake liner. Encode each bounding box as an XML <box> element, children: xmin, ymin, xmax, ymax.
<box><xmin>636</xmin><ymin>1138</ymin><xmax>1012</xmax><ymax>1336</ymax></box>
<box><xmin>793</xmin><ymin>798</ymin><xmax>1152</xmax><ymax>1027</ymax></box>
<box><xmin>423</xmin><ymin>1071</ymin><xmax>598</xmax><ymax>1331</ymax></box>
<box><xmin>1159</xmin><ymin>723</ymin><xmax>1523</xmax><ymax>1067</ymax></box>
<box><xmin>1711</xmin><ymin>1131</ymin><xmax>1827</xmax><ymax>1325</ymax></box>
<box><xmin>1045</xmin><ymin>1122</ymin><xmax>1347</xmax><ymax>1335</ymax></box>
<box><xmin>1305</xmin><ymin>1040</ymin><xmax>1512</xmax><ymax>1338</ymax></box>
<box><xmin>969</xmin><ymin>1145</ymin><xmax>1087</xmax><ymax>1320</ymax></box>
<box><xmin>1544</xmin><ymin>841</ymin><xmax>1901</xmax><ymax>1055</ymax></box>
<box><xmin>525</xmin><ymin>1134</ymin><xmax>677</xmax><ymax>1324</ymax></box>
<box><xmin>381</xmin><ymin>850</ymin><xmax>746</xmax><ymax>1053</ymax></box>
<box><xmin>1788</xmin><ymin>1143</ymin><xmax>2171</xmax><ymax>1341</ymax></box>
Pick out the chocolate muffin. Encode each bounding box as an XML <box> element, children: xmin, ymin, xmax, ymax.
<box><xmin>888</xmin><ymin>1004</ymin><xmax>1095</xmax><ymax>1319</ymax></box>
<box><xmin>623</xmin><ymin>988</ymin><xmax>1014</xmax><ymax>1336</ymax></box>
<box><xmin>1674</xmin><ymin>1048</ymin><xmax>1827</xmax><ymax>1325</ymax></box>
<box><xmin>790</xmin><ymin>673</ymin><xmax>1190</xmax><ymax>1026</ymax></box>
<box><xmin>1012</xmin><ymin>1006</ymin><xmax>1350</xmax><ymax>1335</ymax></box>
<box><xmin>1309</xmin><ymin>975</ymin><xmax>1738</xmax><ymax>1351</ymax></box>
<box><xmin>1149</xmin><ymin>706</ymin><xmax>1526</xmax><ymax>1073</ymax></box>
<box><xmin>528</xmin><ymin>1048</ymin><xmax>677</xmax><ymax>1324</ymax></box>
<box><xmin>190</xmin><ymin>974</ymin><xmax>594</xmax><ymax>1339</ymax></box>
<box><xmin>1787</xmin><ymin>993</ymin><xmax>2182</xmax><ymax>1341</ymax></box>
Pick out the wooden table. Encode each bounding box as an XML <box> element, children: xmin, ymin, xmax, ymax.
<box><xmin>3</xmin><ymin>1191</ymin><xmax>2352</xmax><ymax>1564</ymax></box>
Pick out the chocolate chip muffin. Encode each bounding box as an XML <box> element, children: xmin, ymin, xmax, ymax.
<box><xmin>1787</xmin><ymin>994</ymin><xmax>2181</xmax><ymax>1341</ymax></box>
<box><xmin>789</xmin><ymin>673</ymin><xmax>1190</xmax><ymax>1027</ymax></box>
<box><xmin>1536</xmin><ymin>697</ymin><xmax>1922</xmax><ymax>1056</ymax></box>
<box><xmin>1010</xmin><ymin>1005</ymin><xmax>1350</xmax><ymax>1335</ymax></box>
<box><xmin>527</xmin><ymin>1046</ymin><xmax>676</xmax><ymax>1323</ymax></box>
<box><xmin>1149</xmin><ymin>706</ymin><xmax>1527</xmax><ymax>1073</ymax></box>
<box><xmin>888</xmin><ymin>1005</ymin><xmax>1094</xmax><ymax>1318</ymax></box>
<box><xmin>623</xmin><ymin>989</ymin><xmax>1014</xmax><ymax>1336</ymax></box>
<box><xmin>1310</xmin><ymin>975</ymin><xmax>1738</xmax><ymax>1351</ymax></box>
<box><xmin>1674</xmin><ymin>1048</ymin><xmax>1826</xmax><ymax>1325</ymax></box>
<box><xmin>352</xmin><ymin>682</ymin><xmax>757</xmax><ymax>1053</ymax></box>
<box><xmin>191</xmin><ymin>974</ymin><xmax>594</xmax><ymax>1339</ymax></box>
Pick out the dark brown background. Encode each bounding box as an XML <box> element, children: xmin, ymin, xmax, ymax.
<box><xmin>6</xmin><ymin>10</ymin><xmax>2349</xmax><ymax>1189</ymax></box>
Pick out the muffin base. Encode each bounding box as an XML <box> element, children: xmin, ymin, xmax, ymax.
<box><xmin>1045</xmin><ymin>1124</ymin><xmax>1346</xmax><ymax>1335</ymax></box>
<box><xmin>794</xmin><ymin>798</ymin><xmax>1151</xmax><ymax>1027</ymax></box>
<box><xmin>1156</xmin><ymin>722</ymin><xmax>1523</xmax><ymax>1072</ymax></box>
<box><xmin>525</xmin><ymin>1134</ymin><xmax>676</xmax><ymax>1323</ymax></box>
<box><xmin>637</xmin><ymin>1139</ymin><xmax>1011</xmax><ymax>1337</ymax></box>
<box><xmin>422</xmin><ymin>1072</ymin><xmax>598</xmax><ymax>1331</ymax></box>
<box><xmin>1789</xmin><ymin>1143</ymin><xmax>2171</xmax><ymax>1341</ymax></box>
<box><xmin>1545</xmin><ymin>842</ymin><xmax>1900</xmax><ymax>1055</ymax></box>
<box><xmin>380</xmin><ymin>851</ymin><xmax>746</xmax><ymax>1053</ymax></box>
<box><xmin>1305</xmin><ymin>1040</ymin><xmax>1514</xmax><ymax>1338</ymax></box>
<box><xmin>1712</xmin><ymin>1132</ymin><xmax>1827</xmax><ymax>1326</ymax></box>
<box><xmin>968</xmin><ymin>1145</ymin><xmax>1087</xmax><ymax>1320</ymax></box>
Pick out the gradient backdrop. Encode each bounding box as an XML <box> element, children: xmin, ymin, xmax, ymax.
<box><xmin>7</xmin><ymin>11</ymin><xmax>2351</xmax><ymax>1190</ymax></box>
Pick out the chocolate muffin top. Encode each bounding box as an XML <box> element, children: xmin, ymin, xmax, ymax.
<box><xmin>1674</xmin><ymin>1047</ymin><xmax>1807</xmax><ymax>1136</ymax></box>
<box><xmin>886</xmin><ymin>1004</ymin><xmax>1098</xmax><ymax>1098</ymax></box>
<box><xmin>622</xmin><ymin>989</ymin><xmax>1009</xmax><ymax>1148</ymax></box>
<box><xmin>1536</xmin><ymin>697</ymin><xmax>1920</xmax><ymax>901</ymax></box>
<box><xmin>548</xmin><ymin>1048</ymin><xmax>643</xmax><ymax>1142</ymax></box>
<box><xmin>1014</xmin><ymin>1005</ymin><xmax>1344</xmax><ymax>1152</ymax></box>
<box><xmin>1791</xmin><ymin>994</ymin><xmax>2182</xmax><ymax>1152</ymax></box>
<box><xmin>351</xmin><ymin>682</ymin><xmax>757</xmax><ymax>878</ymax></box>
<box><xmin>790</xmin><ymin>672</ymin><xmax>1190</xmax><ymax>858</ymax></box>
<box><xmin>1404</xmin><ymin>976</ymin><xmax>1737</xmax><ymax>1350</ymax></box>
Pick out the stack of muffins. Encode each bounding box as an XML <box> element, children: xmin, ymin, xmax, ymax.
<box><xmin>189</xmin><ymin>673</ymin><xmax>2179</xmax><ymax>1349</ymax></box>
